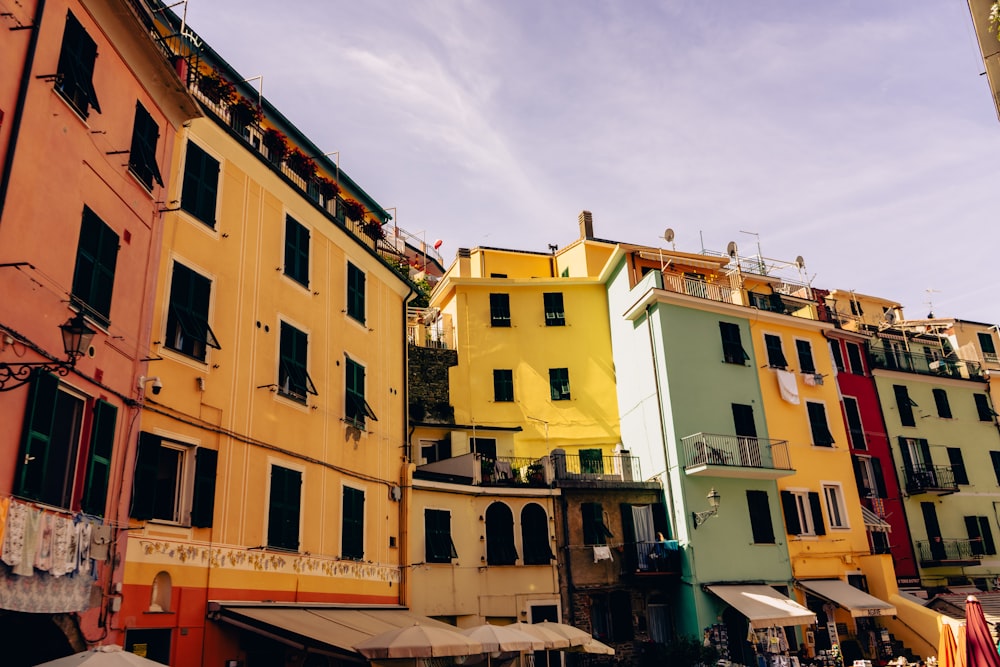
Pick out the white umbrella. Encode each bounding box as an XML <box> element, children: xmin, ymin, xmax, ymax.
<box><xmin>33</xmin><ymin>645</ymin><xmax>164</xmax><ymax>667</ymax></box>
<box><xmin>563</xmin><ymin>639</ymin><xmax>615</xmax><ymax>656</ymax></box>
<box><xmin>354</xmin><ymin>622</ymin><xmax>485</xmax><ymax>659</ymax></box>
<box><xmin>460</xmin><ymin>624</ymin><xmax>545</xmax><ymax>652</ymax></box>
<box><xmin>533</xmin><ymin>621</ymin><xmax>592</xmax><ymax>647</ymax></box>
<box><xmin>511</xmin><ymin>622</ymin><xmax>570</xmax><ymax>649</ymax></box>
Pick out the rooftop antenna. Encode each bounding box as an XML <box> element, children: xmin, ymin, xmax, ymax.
<box><xmin>925</xmin><ymin>288</ymin><xmax>940</xmax><ymax>319</ymax></box>
<box><xmin>740</xmin><ymin>230</ymin><xmax>763</xmax><ymax>273</ymax></box>
<box><xmin>663</xmin><ymin>228</ymin><xmax>675</xmax><ymax>251</ymax></box>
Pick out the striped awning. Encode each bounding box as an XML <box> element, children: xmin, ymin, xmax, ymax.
<box><xmin>862</xmin><ymin>506</ymin><xmax>891</xmax><ymax>533</ymax></box>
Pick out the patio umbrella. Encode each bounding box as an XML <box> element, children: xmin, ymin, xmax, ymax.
<box><xmin>938</xmin><ymin>623</ymin><xmax>959</xmax><ymax>667</ymax></box>
<box><xmin>33</xmin><ymin>645</ymin><xmax>164</xmax><ymax>666</ymax></box>
<box><xmin>511</xmin><ymin>622</ymin><xmax>570</xmax><ymax>649</ymax></box>
<box><xmin>460</xmin><ymin>623</ymin><xmax>545</xmax><ymax>653</ymax></box>
<box><xmin>354</xmin><ymin>622</ymin><xmax>485</xmax><ymax>659</ymax></box>
<box><xmin>533</xmin><ymin>621</ymin><xmax>593</xmax><ymax>647</ymax></box>
<box><xmin>563</xmin><ymin>638</ymin><xmax>615</xmax><ymax>656</ymax></box>
<box><xmin>965</xmin><ymin>595</ymin><xmax>1000</xmax><ymax>667</ymax></box>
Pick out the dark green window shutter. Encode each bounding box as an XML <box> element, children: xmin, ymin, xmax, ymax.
<box><xmin>342</xmin><ymin>486</ymin><xmax>365</xmax><ymax>559</ymax></box>
<box><xmin>56</xmin><ymin>11</ymin><xmax>101</xmax><ymax>116</ymax></box>
<box><xmin>16</xmin><ymin>371</ymin><xmax>60</xmax><ymax>500</ymax></box>
<box><xmin>975</xmin><ymin>394</ymin><xmax>995</xmax><ymax>422</ymax></box>
<box><xmin>980</xmin><ymin>517</ymin><xmax>996</xmax><ymax>555</ymax></box>
<box><xmin>284</xmin><ymin>216</ymin><xmax>309</xmax><ymax>287</ymax></box>
<box><xmin>132</xmin><ymin>432</ymin><xmax>161</xmax><ymax>520</ymax></box>
<box><xmin>991</xmin><ymin>452</ymin><xmax>1000</xmax><ymax>486</ymax></box>
<box><xmin>72</xmin><ymin>207</ymin><xmax>118</xmax><ymax>325</ymax></box>
<box><xmin>582</xmin><ymin>502</ymin><xmax>608</xmax><ymax>545</ymax></box>
<box><xmin>747</xmin><ymin>490</ymin><xmax>775</xmax><ymax>544</ymax></box>
<box><xmin>521</xmin><ymin>504</ymin><xmax>553</xmax><ymax>565</ymax></box>
<box><xmin>191</xmin><ymin>448</ymin><xmax>218</xmax><ymax>528</ymax></box>
<box><xmin>871</xmin><ymin>457</ymin><xmax>887</xmax><ymax>498</ymax></box>
<box><xmin>347</xmin><ymin>262</ymin><xmax>366</xmax><ymax>323</ymax></box>
<box><xmin>796</xmin><ymin>340</ymin><xmax>815</xmax><ymax>373</ymax></box>
<box><xmin>719</xmin><ymin>321</ymin><xmax>748</xmax><ymax>364</ymax></box>
<box><xmin>967</xmin><ymin>516</ymin><xmax>985</xmax><ymax>556</ymax></box>
<box><xmin>764</xmin><ymin>334</ymin><xmax>787</xmax><ymax>368</ymax></box>
<box><xmin>809</xmin><ymin>491</ymin><xmax>826</xmax><ymax>536</ymax></box>
<box><xmin>82</xmin><ymin>399</ymin><xmax>117</xmax><ymax>516</ymax></box>
<box><xmin>425</xmin><ymin>509</ymin><xmax>457</xmax><ymax>563</ymax></box>
<box><xmin>807</xmin><ymin>402</ymin><xmax>834</xmax><ymax>446</ymax></box>
<box><xmin>267</xmin><ymin>466</ymin><xmax>301</xmax><ymax>550</ymax></box>
<box><xmin>128</xmin><ymin>101</ymin><xmax>162</xmax><ymax>188</ymax></box>
<box><xmin>781</xmin><ymin>491</ymin><xmax>801</xmax><ymax>535</ymax></box>
<box><xmin>181</xmin><ymin>142</ymin><xmax>220</xmax><ymax>227</ymax></box>
<box><xmin>947</xmin><ymin>447</ymin><xmax>968</xmax><ymax>485</ymax></box>
<box><xmin>894</xmin><ymin>385</ymin><xmax>915</xmax><ymax>427</ymax></box>
<box><xmin>933</xmin><ymin>389</ymin><xmax>952</xmax><ymax>419</ymax></box>
<box><xmin>898</xmin><ymin>436</ymin><xmax>915</xmax><ymax>473</ymax></box>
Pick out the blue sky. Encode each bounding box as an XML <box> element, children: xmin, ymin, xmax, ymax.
<box><xmin>184</xmin><ymin>1</ymin><xmax>1000</xmax><ymax>324</ymax></box>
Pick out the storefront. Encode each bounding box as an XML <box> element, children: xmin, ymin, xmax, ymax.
<box><xmin>797</xmin><ymin>579</ymin><xmax>897</xmax><ymax>664</ymax></box>
<box><xmin>706</xmin><ymin>584</ymin><xmax>817</xmax><ymax>667</ymax></box>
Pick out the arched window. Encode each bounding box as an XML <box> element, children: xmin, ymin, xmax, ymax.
<box><xmin>485</xmin><ymin>502</ymin><xmax>517</xmax><ymax>565</ymax></box>
<box><xmin>149</xmin><ymin>571</ymin><xmax>172</xmax><ymax>612</ymax></box>
<box><xmin>521</xmin><ymin>503</ymin><xmax>554</xmax><ymax>565</ymax></box>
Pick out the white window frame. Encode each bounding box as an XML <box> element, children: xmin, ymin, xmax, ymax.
<box><xmin>856</xmin><ymin>455</ymin><xmax>877</xmax><ymax>500</ymax></box>
<box><xmin>147</xmin><ymin>430</ymin><xmax>198</xmax><ymax>525</ymax></box>
<box><xmin>790</xmin><ymin>489</ymin><xmax>815</xmax><ymax>536</ymax></box>
<box><xmin>842</xmin><ymin>395</ymin><xmax>866</xmax><ymax>449</ymax></box>
<box><xmin>822</xmin><ymin>482</ymin><xmax>849</xmax><ymax>529</ymax></box>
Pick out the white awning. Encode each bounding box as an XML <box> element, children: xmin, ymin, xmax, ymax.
<box><xmin>798</xmin><ymin>579</ymin><xmax>897</xmax><ymax>617</ymax></box>
<box><xmin>707</xmin><ymin>585</ymin><xmax>817</xmax><ymax>629</ymax></box>
<box><xmin>861</xmin><ymin>506</ymin><xmax>891</xmax><ymax>533</ymax></box>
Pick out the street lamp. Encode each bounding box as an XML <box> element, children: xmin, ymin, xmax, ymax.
<box><xmin>692</xmin><ymin>488</ymin><xmax>721</xmax><ymax>529</ymax></box>
<box><xmin>0</xmin><ymin>312</ymin><xmax>96</xmax><ymax>391</ymax></box>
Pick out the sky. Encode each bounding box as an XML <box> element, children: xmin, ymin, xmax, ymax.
<box><xmin>182</xmin><ymin>1</ymin><xmax>1000</xmax><ymax>324</ymax></box>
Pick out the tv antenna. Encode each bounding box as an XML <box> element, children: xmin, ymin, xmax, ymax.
<box><xmin>925</xmin><ymin>288</ymin><xmax>940</xmax><ymax>319</ymax></box>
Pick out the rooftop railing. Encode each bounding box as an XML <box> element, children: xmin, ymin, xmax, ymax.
<box><xmin>869</xmin><ymin>347</ymin><xmax>986</xmax><ymax>381</ymax></box>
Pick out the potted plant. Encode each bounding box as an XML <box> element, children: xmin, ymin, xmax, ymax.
<box><xmin>262</xmin><ymin>128</ymin><xmax>289</xmax><ymax>163</ymax></box>
<box><xmin>317</xmin><ymin>176</ymin><xmax>340</xmax><ymax>201</ymax></box>
<box><xmin>341</xmin><ymin>198</ymin><xmax>365</xmax><ymax>222</ymax></box>
<box><xmin>285</xmin><ymin>147</ymin><xmax>316</xmax><ymax>180</ymax></box>
<box><xmin>230</xmin><ymin>94</ymin><xmax>263</xmax><ymax>126</ymax></box>
<box><xmin>198</xmin><ymin>69</ymin><xmax>237</xmax><ymax>105</ymax></box>
<box><xmin>527</xmin><ymin>463</ymin><xmax>546</xmax><ymax>485</ymax></box>
<box><xmin>362</xmin><ymin>218</ymin><xmax>385</xmax><ymax>241</ymax></box>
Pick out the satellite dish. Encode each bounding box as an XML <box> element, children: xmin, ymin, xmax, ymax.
<box><xmin>663</xmin><ymin>228</ymin><xmax>675</xmax><ymax>243</ymax></box>
<box><xmin>885</xmin><ymin>310</ymin><xmax>897</xmax><ymax>324</ymax></box>
<box><xmin>726</xmin><ymin>241</ymin><xmax>738</xmax><ymax>258</ymax></box>
<box><xmin>794</xmin><ymin>255</ymin><xmax>805</xmax><ymax>270</ymax></box>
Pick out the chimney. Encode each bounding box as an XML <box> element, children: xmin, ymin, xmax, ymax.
<box><xmin>457</xmin><ymin>247</ymin><xmax>471</xmax><ymax>277</ymax></box>
<box><xmin>579</xmin><ymin>210</ymin><xmax>593</xmax><ymax>240</ymax></box>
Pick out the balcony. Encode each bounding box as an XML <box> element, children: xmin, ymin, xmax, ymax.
<box><xmin>901</xmin><ymin>465</ymin><xmax>959</xmax><ymax>496</ymax></box>
<box><xmin>681</xmin><ymin>433</ymin><xmax>794</xmax><ymax>480</ymax></box>
<box><xmin>661</xmin><ymin>272</ymin><xmax>740</xmax><ymax>306</ymax></box>
<box><xmin>621</xmin><ymin>541</ymin><xmax>681</xmax><ymax>577</ymax></box>
<box><xmin>916</xmin><ymin>539</ymin><xmax>984</xmax><ymax>567</ymax></box>
<box><xmin>415</xmin><ymin>451</ymin><xmax>645</xmax><ymax>488</ymax></box>
<box><xmin>869</xmin><ymin>347</ymin><xmax>986</xmax><ymax>382</ymax></box>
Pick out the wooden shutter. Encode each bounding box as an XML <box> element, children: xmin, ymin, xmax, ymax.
<box><xmin>967</xmin><ymin>516</ymin><xmax>985</xmax><ymax>556</ymax></box>
<box><xmin>871</xmin><ymin>457</ymin><xmax>887</xmax><ymax>498</ymax></box>
<box><xmin>16</xmin><ymin>371</ymin><xmax>60</xmax><ymax>499</ymax></box>
<box><xmin>809</xmin><ymin>491</ymin><xmax>826</xmax><ymax>536</ymax></box>
<box><xmin>268</xmin><ymin>466</ymin><xmax>301</xmax><ymax>550</ymax></box>
<box><xmin>191</xmin><ymin>448</ymin><xmax>218</xmax><ymax>528</ymax></box>
<box><xmin>132</xmin><ymin>432</ymin><xmax>161</xmax><ymax>520</ymax></box>
<box><xmin>781</xmin><ymin>491</ymin><xmax>801</xmax><ymax>535</ymax></box>
<box><xmin>342</xmin><ymin>486</ymin><xmax>364</xmax><ymax>559</ymax></box>
<box><xmin>980</xmin><ymin>517</ymin><xmax>996</xmax><ymax>555</ymax></box>
<box><xmin>746</xmin><ymin>490</ymin><xmax>775</xmax><ymax>544</ymax></box>
<box><xmin>82</xmin><ymin>399</ymin><xmax>117</xmax><ymax>516</ymax></box>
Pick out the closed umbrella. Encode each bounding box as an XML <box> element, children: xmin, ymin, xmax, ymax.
<box><xmin>354</xmin><ymin>622</ymin><xmax>485</xmax><ymax>659</ymax></box>
<box><xmin>938</xmin><ymin>623</ymin><xmax>958</xmax><ymax>667</ymax></box>
<box><xmin>33</xmin><ymin>645</ymin><xmax>164</xmax><ymax>667</ymax></box>
<box><xmin>965</xmin><ymin>595</ymin><xmax>1000</xmax><ymax>667</ymax></box>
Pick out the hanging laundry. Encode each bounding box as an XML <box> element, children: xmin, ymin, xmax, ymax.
<box><xmin>776</xmin><ymin>369</ymin><xmax>800</xmax><ymax>404</ymax></box>
<box><xmin>50</xmin><ymin>515</ymin><xmax>75</xmax><ymax>577</ymax></box>
<box><xmin>593</xmin><ymin>545</ymin><xmax>613</xmax><ymax>563</ymax></box>
<box><xmin>34</xmin><ymin>511</ymin><xmax>55</xmax><ymax>572</ymax></box>
<box><xmin>0</xmin><ymin>497</ymin><xmax>9</xmax><ymax>547</ymax></box>
<box><xmin>802</xmin><ymin>373</ymin><xmax>817</xmax><ymax>387</ymax></box>
<box><xmin>1</xmin><ymin>500</ymin><xmax>27</xmax><ymax>568</ymax></box>
<box><xmin>12</xmin><ymin>506</ymin><xmax>41</xmax><ymax>576</ymax></box>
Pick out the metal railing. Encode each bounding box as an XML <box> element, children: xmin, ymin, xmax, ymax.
<box><xmin>480</xmin><ymin>456</ymin><xmax>551</xmax><ymax>487</ymax></box>
<box><xmin>681</xmin><ymin>433</ymin><xmax>792</xmax><ymax>471</ymax></box>
<box><xmin>621</xmin><ymin>541</ymin><xmax>681</xmax><ymax>575</ymax></box>
<box><xmin>549</xmin><ymin>451</ymin><xmax>642</xmax><ymax>482</ymax></box>
<box><xmin>901</xmin><ymin>465</ymin><xmax>959</xmax><ymax>494</ymax></box>
<box><xmin>661</xmin><ymin>273</ymin><xmax>739</xmax><ymax>306</ymax></box>
<box><xmin>869</xmin><ymin>347</ymin><xmax>986</xmax><ymax>381</ymax></box>
<box><xmin>916</xmin><ymin>539</ymin><xmax>984</xmax><ymax>564</ymax></box>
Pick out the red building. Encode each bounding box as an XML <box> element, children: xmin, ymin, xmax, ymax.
<box><xmin>0</xmin><ymin>1</ymin><xmax>197</xmax><ymax>664</ymax></box>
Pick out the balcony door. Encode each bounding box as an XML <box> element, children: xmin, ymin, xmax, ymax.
<box><xmin>732</xmin><ymin>403</ymin><xmax>759</xmax><ymax>466</ymax></box>
<box><xmin>921</xmin><ymin>501</ymin><xmax>946</xmax><ymax>561</ymax></box>
<box><xmin>901</xmin><ymin>437</ymin><xmax>935</xmax><ymax>488</ymax></box>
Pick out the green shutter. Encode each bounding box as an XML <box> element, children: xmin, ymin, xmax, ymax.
<box><xmin>82</xmin><ymin>399</ymin><xmax>117</xmax><ymax>516</ymax></box>
<box><xmin>809</xmin><ymin>491</ymin><xmax>826</xmax><ymax>536</ymax></box>
<box><xmin>268</xmin><ymin>466</ymin><xmax>301</xmax><ymax>550</ymax></box>
<box><xmin>780</xmin><ymin>491</ymin><xmax>800</xmax><ymax>535</ymax></box>
<box><xmin>181</xmin><ymin>142</ymin><xmax>219</xmax><ymax>227</ymax></box>
<box><xmin>16</xmin><ymin>371</ymin><xmax>60</xmax><ymax>499</ymax></box>
<box><xmin>342</xmin><ymin>487</ymin><xmax>364</xmax><ymax>559</ymax></box>
<box><xmin>191</xmin><ymin>448</ymin><xmax>218</xmax><ymax>528</ymax></box>
<box><xmin>132</xmin><ymin>432</ymin><xmax>160</xmax><ymax>520</ymax></box>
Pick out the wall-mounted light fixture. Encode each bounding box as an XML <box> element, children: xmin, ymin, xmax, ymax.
<box><xmin>0</xmin><ymin>313</ymin><xmax>95</xmax><ymax>392</ymax></box>
<box><xmin>692</xmin><ymin>488</ymin><xmax>721</xmax><ymax>529</ymax></box>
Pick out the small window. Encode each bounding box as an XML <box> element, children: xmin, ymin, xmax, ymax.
<box><xmin>267</xmin><ymin>465</ymin><xmax>301</xmax><ymax>551</ymax></box>
<box><xmin>719</xmin><ymin>322</ymin><xmax>749</xmax><ymax>365</ymax></box>
<box><xmin>149</xmin><ymin>571</ymin><xmax>172</xmax><ymax>612</ymax></box>
<box><xmin>746</xmin><ymin>490</ymin><xmax>775</xmax><ymax>544</ymax></box>
<box><xmin>166</xmin><ymin>263</ymin><xmax>221</xmax><ymax>361</ymax></box>
<box><xmin>493</xmin><ymin>369</ymin><xmax>514</xmax><ymax>402</ymax></box>
<box><xmin>582</xmin><ymin>502</ymin><xmax>613</xmax><ymax>545</ymax></box>
<box><xmin>132</xmin><ymin>434</ymin><xmax>216</xmax><ymax>527</ymax></box>
<box><xmin>947</xmin><ymin>447</ymin><xmax>968</xmax><ymax>485</ymax></box>
<box><xmin>347</xmin><ymin>262</ymin><xmax>365</xmax><ymax>323</ymax></box>
<box><xmin>55</xmin><ymin>11</ymin><xmax>101</xmax><ymax>117</ymax></box>
<box><xmin>806</xmin><ymin>402</ymin><xmax>834</xmax><ymax>446</ymax></box>
<box><xmin>128</xmin><ymin>102</ymin><xmax>162</xmax><ymax>189</ymax></box>
<box><xmin>966</xmin><ymin>516</ymin><xmax>997</xmax><ymax>556</ymax></box>
<box><xmin>978</xmin><ymin>332</ymin><xmax>997</xmax><ymax>363</ymax></box>
<box><xmin>933</xmin><ymin>389</ymin><xmax>952</xmax><ymax>419</ymax></box>
<box><xmin>345</xmin><ymin>357</ymin><xmax>377</xmax><ymax>428</ymax></box>
<box><xmin>846</xmin><ymin>342</ymin><xmax>865</xmax><ymax>375</ymax></box>
<box><xmin>72</xmin><ymin>206</ymin><xmax>118</xmax><ymax>326</ymax></box>
<box><xmin>852</xmin><ymin>455</ymin><xmax>886</xmax><ymax>500</ymax></box>
<box><xmin>284</xmin><ymin>215</ymin><xmax>310</xmax><ymax>287</ymax></box>
<box><xmin>829</xmin><ymin>340</ymin><xmax>845</xmax><ymax>372</ymax></box>
<box><xmin>485</xmin><ymin>502</ymin><xmax>517</xmax><ymax>565</ymax></box>
<box><xmin>781</xmin><ymin>490</ymin><xmax>825</xmax><ymax>536</ymax></box>
<box><xmin>472</xmin><ymin>438</ymin><xmax>497</xmax><ymax>461</ymax></box>
<box><xmin>549</xmin><ymin>368</ymin><xmax>570</xmax><ymax>401</ymax></box>
<box><xmin>521</xmin><ymin>503</ymin><xmax>554</xmax><ymax>565</ymax></box>
<box><xmin>764</xmin><ymin>334</ymin><xmax>787</xmax><ymax>368</ymax></box>
<box><xmin>543</xmin><ymin>292</ymin><xmax>565</xmax><ymax>326</ymax></box>
<box><xmin>181</xmin><ymin>142</ymin><xmax>220</xmax><ymax>228</ymax></box>
<box><xmin>420</xmin><ymin>438</ymin><xmax>451</xmax><ymax>464</ymax></box>
<box><xmin>842</xmin><ymin>397</ymin><xmax>866</xmax><ymax>449</ymax></box>
<box><xmin>342</xmin><ymin>486</ymin><xmax>365</xmax><ymax>560</ymax></box>
<box><xmin>424</xmin><ymin>509</ymin><xmax>458</xmax><ymax>563</ymax></box>
<box><xmin>490</xmin><ymin>293</ymin><xmax>511</xmax><ymax>327</ymax></box>
<box><xmin>822</xmin><ymin>484</ymin><xmax>848</xmax><ymax>529</ymax></box>
<box><xmin>796</xmin><ymin>339</ymin><xmax>815</xmax><ymax>374</ymax></box>
<box><xmin>975</xmin><ymin>394</ymin><xmax>996</xmax><ymax>422</ymax></box>
<box><xmin>278</xmin><ymin>322</ymin><xmax>316</xmax><ymax>402</ymax></box>
<box><xmin>849</xmin><ymin>299</ymin><xmax>864</xmax><ymax>316</ymax></box>
<box><xmin>894</xmin><ymin>385</ymin><xmax>916</xmax><ymax>427</ymax></box>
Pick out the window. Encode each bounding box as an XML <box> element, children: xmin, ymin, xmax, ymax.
<box><xmin>485</xmin><ymin>502</ymin><xmax>517</xmax><ymax>565</ymax></box>
<box><xmin>493</xmin><ymin>369</ymin><xmax>514</xmax><ymax>402</ymax></box>
<box><xmin>849</xmin><ymin>299</ymin><xmax>864</xmax><ymax>316</ymax></box>
<box><xmin>16</xmin><ymin>372</ymin><xmax>116</xmax><ymax>513</ymax></box>
<box><xmin>543</xmin><ymin>292</ymin><xmax>565</xmax><ymax>326</ymax></box>
<box><xmin>166</xmin><ymin>263</ymin><xmax>221</xmax><ymax>361</ymax></box>
<box><xmin>347</xmin><ymin>262</ymin><xmax>365</xmax><ymax>323</ymax></box>
<box><xmin>933</xmin><ymin>389</ymin><xmax>952</xmax><ymax>419</ymax></box>
<box><xmin>806</xmin><ymin>402</ymin><xmax>834</xmax><ymax>446</ymax></box>
<box><xmin>342</xmin><ymin>486</ymin><xmax>365</xmax><ymax>560</ymax></box>
<box><xmin>72</xmin><ymin>206</ymin><xmax>118</xmax><ymax>325</ymax></box>
<box><xmin>55</xmin><ymin>11</ymin><xmax>101</xmax><ymax>117</ymax></box>
<box><xmin>978</xmin><ymin>332</ymin><xmax>998</xmax><ymax>363</ymax></box>
<box><xmin>267</xmin><ymin>465</ymin><xmax>301</xmax><ymax>551</ymax></box>
<box><xmin>947</xmin><ymin>447</ymin><xmax>968</xmax><ymax>485</ymax></box>
<box><xmin>966</xmin><ymin>516</ymin><xmax>997</xmax><ymax>556</ymax></box>
<box><xmin>582</xmin><ymin>502</ymin><xmax>613</xmax><ymax>545</ymax></box>
<box><xmin>133</xmin><ymin>433</ymin><xmax>217</xmax><ymax>527</ymax></box>
<box><xmin>842</xmin><ymin>397</ymin><xmax>866</xmax><ymax>449</ymax></box>
<box><xmin>992</xmin><ymin>451</ymin><xmax>1000</xmax><ymax>486</ymax></box>
<box><xmin>746</xmin><ymin>490</ymin><xmax>775</xmax><ymax>544</ymax></box>
<box><xmin>521</xmin><ymin>503</ymin><xmax>554</xmax><ymax>565</ymax></box>
<box><xmin>975</xmin><ymin>394</ymin><xmax>996</xmax><ymax>422</ymax></box>
<box><xmin>284</xmin><ymin>215</ymin><xmax>309</xmax><ymax>287</ymax></box>
<box><xmin>424</xmin><ymin>509</ymin><xmax>457</xmax><ymax>563</ymax></box>
<box><xmin>278</xmin><ymin>322</ymin><xmax>316</xmax><ymax>402</ymax></box>
<box><xmin>490</xmin><ymin>293</ymin><xmax>511</xmax><ymax>327</ymax></box>
<box><xmin>796</xmin><ymin>339</ymin><xmax>816</xmax><ymax>374</ymax></box>
<box><xmin>472</xmin><ymin>438</ymin><xmax>497</xmax><ymax>461</ymax></box>
<box><xmin>822</xmin><ymin>484</ymin><xmax>848</xmax><ymax>529</ymax></box>
<box><xmin>719</xmin><ymin>321</ymin><xmax>749</xmax><ymax>365</ymax></box>
<box><xmin>181</xmin><ymin>142</ymin><xmax>219</xmax><ymax>227</ymax></box>
<box><xmin>420</xmin><ymin>438</ymin><xmax>451</xmax><ymax>465</ymax></box>
<box><xmin>128</xmin><ymin>102</ymin><xmax>162</xmax><ymax>189</ymax></box>
<box><xmin>852</xmin><ymin>455</ymin><xmax>886</xmax><ymax>499</ymax></box>
<box><xmin>764</xmin><ymin>334</ymin><xmax>787</xmax><ymax>368</ymax></box>
<box><xmin>781</xmin><ymin>490</ymin><xmax>825</xmax><ymax>536</ymax></box>
<box><xmin>894</xmin><ymin>385</ymin><xmax>916</xmax><ymax>427</ymax></box>
<box><xmin>590</xmin><ymin>591</ymin><xmax>634</xmax><ymax>643</ymax></box>
<box><xmin>830</xmin><ymin>340</ymin><xmax>845</xmax><ymax>372</ymax></box>
<box><xmin>345</xmin><ymin>357</ymin><xmax>377</xmax><ymax>427</ymax></box>
<box><xmin>549</xmin><ymin>368</ymin><xmax>570</xmax><ymax>400</ymax></box>
<box><xmin>846</xmin><ymin>342</ymin><xmax>865</xmax><ymax>375</ymax></box>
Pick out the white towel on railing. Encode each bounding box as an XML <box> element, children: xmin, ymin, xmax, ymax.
<box><xmin>593</xmin><ymin>545</ymin><xmax>613</xmax><ymax>563</ymax></box>
<box><xmin>776</xmin><ymin>369</ymin><xmax>799</xmax><ymax>404</ymax></box>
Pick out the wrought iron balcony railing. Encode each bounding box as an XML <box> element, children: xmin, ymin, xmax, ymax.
<box><xmin>869</xmin><ymin>347</ymin><xmax>986</xmax><ymax>381</ymax></box>
<box><xmin>901</xmin><ymin>465</ymin><xmax>959</xmax><ymax>495</ymax></box>
<box><xmin>620</xmin><ymin>541</ymin><xmax>681</xmax><ymax>576</ymax></box>
<box><xmin>916</xmin><ymin>538</ymin><xmax>984</xmax><ymax>566</ymax></box>
<box><xmin>549</xmin><ymin>451</ymin><xmax>642</xmax><ymax>483</ymax></box>
<box><xmin>681</xmin><ymin>433</ymin><xmax>792</xmax><ymax>471</ymax></box>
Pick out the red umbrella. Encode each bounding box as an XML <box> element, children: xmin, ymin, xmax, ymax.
<box><xmin>965</xmin><ymin>595</ymin><xmax>1000</xmax><ymax>667</ymax></box>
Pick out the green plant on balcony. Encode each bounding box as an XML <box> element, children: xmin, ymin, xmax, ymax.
<box><xmin>230</xmin><ymin>94</ymin><xmax>263</xmax><ymax>125</ymax></box>
<box><xmin>363</xmin><ymin>218</ymin><xmax>385</xmax><ymax>241</ymax></box>
<box><xmin>527</xmin><ymin>463</ymin><xmax>545</xmax><ymax>485</ymax></box>
<box><xmin>480</xmin><ymin>458</ymin><xmax>495</xmax><ymax>481</ymax></box>
<box><xmin>198</xmin><ymin>69</ymin><xmax>237</xmax><ymax>105</ymax></box>
<box><xmin>317</xmin><ymin>176</ymin><xmax>340</xmax><ymax>201</ymax></box>
<box><xmin>262</xmin><ymin>128</ymin><xmax>289</xmax><ymax>163</ymax></box>
<box><xmin>285</xmin><ymin>148</ymin><xmax>317</xmax><ymax>180</ymax></box>
<box><xmin>341</xmin><ymin>198</ymin><xmax>365</xmax><ymax>222</ymax></box>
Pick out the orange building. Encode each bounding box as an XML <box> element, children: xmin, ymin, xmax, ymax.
<box><xmin>0</xmin><ymin>1</ymin><xmax>197</xmax><ymax>664</ymax></box>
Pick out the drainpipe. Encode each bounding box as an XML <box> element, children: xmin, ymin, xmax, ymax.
<box><xmin>0</xmin><ymin>0</ymin><xmax>46</xmax><ymax>224</ymax></box>
<box><xmin>399</xmin><ymin>282</ymin><xmax>415</xmax><ymax>607</ymax></box>
<box><xmin>646</xmin><ymin>303</ymin><xmax>678</xmax><ymax>538</ymax></box>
